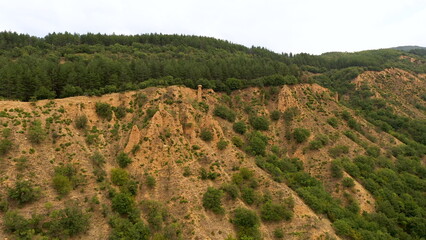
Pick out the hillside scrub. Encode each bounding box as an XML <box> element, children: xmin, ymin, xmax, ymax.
<box><xmin>214</xmin><ymin>105</ymin><xmax>236</xmax><ymax>122</ymax></box>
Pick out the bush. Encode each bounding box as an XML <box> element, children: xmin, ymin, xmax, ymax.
<box><xmin>0</xmin><ymin>139</ymin><xmax>12</xmax><ymax>155</ymax></box>
<box><xmin>273</xmin><ymin>228</ymin><xmax>284</xmax><ymax>238</ymax></box>
<box><xmin>283</xmin><ymin>107</ymin><xmax>299</xmax><ymax>122</ymax></box>
<box><xmin>28</xmin><ymin>120</ymin><xmax>46</xmax><ymax>144</ymax></box>
<box><xmin>8</xmin><ymin>180</ymin><xmax>40</xmax><ymax>205</ymax></box>
<box><xmin>270</xmin><ymin>110</ymin><xmax>281</xmax><ymax>121</ymax></box>
<box><xmin>327</xmin><ymin>117</ymin><xmax>339</xmax><ymax>128</ymax></box>
<box><xmin>95</xmin><ymin>102</ymin><xmax>113</xmax><ymax>120</ymax></box>
<box><xmin>293</xmin><ymin>128</ymin><xmax>310</xmax><ymax>143</ymax></box>
<box><xmin>53</xmin><ymin>175</ymin><xmax>72</xmax><ymax>197</ymax></box>
<box><xmin>217</xmin><ymin>139</ymin><xmax>228</xmax><ymax>150</ymax></box>
<box><xmin>111</xmin><ymin>168</ymin><xmax>130</xmax><ymax>186</ymax></box>
<box><xmin>241</xmin><ymin>187</ymin><xmax>257</xmax><ymax>205</ymax></box>
<box><xmin>114</xmin><ymin>106</ymin><xmax>127</xmax><ymax>119</ymax></box>
<box><xmin>308</xmin><ymin>135</ymin><xmax>329</xmax><ymax>150</ymax></box>
<box><xmin>214</xmin><ymin>105</ymin><xmax>236</xmax><ymax>122</ymax></box>
<box><xmin>117</xmin><ymin>152</ymin><xmax>132</xmax><ymax>168</ymax></box>
<box><xmin>232</xmin><ymin>207</ymin><xmax>261</xmax><ymax>240</ymax></box>
<box><xmin>145</xmin><ymin>174</ymin><xmax>156</xmax><ymax>188</ymax></box>
<box><xmin>200</xmin><ymin>128</ymin><xmax>213</xmax><ymax>142</ymax></box>
<box><xmin>3</xmin><ymin>210</ymin><xmax>31</xmax><ymax>235</ymax></box>
<box><xmin>75</xmin><ymin>115</ymin><xmax>88</xmax><ymax>129</ymax></box>
<box><xmin>331</xmin><ymin>160</ymin><xmax>343</xmax><ymax>179</ymax></box>
<box><xmin>232</xmin><ymin>136</ymin><xmax>244</xmax><ymax>148</ymax></box>
<box><xmin>245</xmin><ymin>131</ymin><xmax>268</xmax><ymax>156</ymax></box>
<box><xmin>328</xmin><ymin>145</ymin><xmax>349</xmax><ymax>158</ymax></box>
<box><xmin>46</xmin><ymin>203</ymin><xmax>90</xmax><ymax>238</ymax></box>
<box><xmin>342</xmin><ymin>177</ymin><xmax>355</xmax><ymax>188</ymax></box>
<box><xmin>233</xmin><ymin>121</ymin><xmax>247</xmax><ymax>135</ymax></box>
<box><xmin>249</xmin><ymin>115</ymin><xmax>270</xmax><ymax>131</ymax></box>
<box><xmin>140</xmin><ymin>199</ymin><xmax>169</xmax><ymax>231</ymax></box>
<box><xmin>221</xmin><ymin>183</ymin><xmax>239</xmax><ymax>200</ymax></box>
<box><xmin>202</xmin><ymin>187</ymin><xmax>224</xmax><ymax>214</ymax></box>
<box><xmin>260</xmin><ymin>201</ymin><xmax>293</xmax><ymax>222</ymax></box>
<box><xmin>109</xmin><ymin>216</ymin><xmax>150</xmax><ymax>240</ymax></box>
<box><xmin>112</xmin><ymin>193</ymin><xmax>135</xmax><ymax>215</ymax></box>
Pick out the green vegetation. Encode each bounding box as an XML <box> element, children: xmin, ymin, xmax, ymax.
<box><xmin>202</xmin><ymin>187</ymin><xmax>224</xmax><ymax>214</ymax></box>
<box><xmin>0</xmin><ymin>139</ymin><xmax>12</xmax><ymax>155</ymax></box>
<box><xmin>214</xmin><ymin>105</ymin><xmax>236</xmax><ymax>122</ymax></box>
<box><xmin>217</xmin><ymin>139</ymin><xmax>229</xmax><ymax>150</ymax></box>
<box><xmin>116</xmin><ymin>151</ymin><xmax>132</xmax><ymax>168</ymax></box>
<box><xmin>293</xmin><ymin>128</ymin><xmax>310</xmax><ymax>143</ymax></box>
<box><xmin>233</xmin><ymin>121</ymin><xmax>247</xmax><ymax>134</ymax></box>
<box><xmin>270</xmin><ymin>110</ymin><xmax>281</xmax><ymax>121</ymax></box>
<box><xmin>75</xmin><ymin>114</ymin><xmax>88</xmax><ymax>129</ymax></box>
<box><xmin>200</xmin><ymin>128</ymin><xmax>213</xmax><ymax>142</ymax></box>
<box><xmin>28</xmin><ymin>120</ymin><xmax>46</xmax><ymax>144</ymax></box>
<box><xmin>3</xmin><ymin>202</ymin><xmax>90</xmax><ymax>239</ymax></box>
<box><xmin>249</xmin><ymin>115</ymin><xmax>270</xmax><ymax>131</ymax></box>
<box><xmin>8</xmin><ymin>180</ymin><xmax>41</xmax><ymax>205</ymax></box>
<box><xmin>245</xmin><ymin>131</ymin><xmax>268</xmax><ymax>156</ymax></box>
<box><xmin>112</xmin><ymin>192</ymin><xmax>135</xmax><ymax>215</ymax></box>
<box><xmin>231</xmin><ymin>207</ymin><xmax>261</xmax><ymax>240</ymax></box>
<box><xmin>95</xmin><ymin>102</ymin><xmax>113</xmax><ymax>120</ymax></box>
<box><xmin>52</xmin><ymin>164</ymin><xmax>84</xmax><ymax>197</ymax></box>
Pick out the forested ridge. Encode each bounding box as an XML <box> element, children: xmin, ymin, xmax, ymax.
<box><xmin>1</xmin><ymin>31</ymin><xmax>425</xmax><ymax>101</ymax></box>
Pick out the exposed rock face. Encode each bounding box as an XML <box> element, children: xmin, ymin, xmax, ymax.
<box><xmin>124</xmin><ymin>125</ymin><xmax>141</xmax><ymax>153</ymax></box>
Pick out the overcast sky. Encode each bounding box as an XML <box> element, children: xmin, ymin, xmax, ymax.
<box><xmin>0</xmin><ymin>0</ymin><xmax>425</xmax><ymax>54</ymax></box>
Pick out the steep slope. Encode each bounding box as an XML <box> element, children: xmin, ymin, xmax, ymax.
<box><xmin>1</xmin><ymin>79</ymin><xmax>417</xmax><ymax>239</ymax></box>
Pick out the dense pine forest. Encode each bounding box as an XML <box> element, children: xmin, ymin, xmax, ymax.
<box><xmin>1</xmin><ymin>31</ymin><xmax>426</xmax><ymax>240</ymax></box>
<box><xmin>1</xmin><ymin>31</ymin><xmax>425</xmax><ymax>101</ymax></box>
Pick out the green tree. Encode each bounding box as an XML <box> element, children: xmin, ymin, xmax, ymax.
<box><xmin>202</xmin><ymin>187</ymin><xmax>224</xmax><ymax>214</ymax></box>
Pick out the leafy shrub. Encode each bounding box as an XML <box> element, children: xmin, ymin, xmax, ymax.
<box><xmin>202</xmin><ymin>187</ymin><xmax>224</xmax><ymax>214</ymax></box>
<box><xmin>46</xmin><ymin>203</ymin><xmax>90</xmax><ymax>238</ymax></box>
<box><xmin>270</xmin><ymin>110</ymin><xmax>281</xmax><ymax>121</ymax></box>
<box><xmin>53</xmin><ymin>164</ymin><xmax>84</xmax><ymax>196</ymax></box>
<box><xmin>232</xmin><ymin>136</ymin><xmax>244</xmax><ymax>148</ymax></box>
<box><xmin>260</xmin><ymin>201</ymin><xmax>293</xmax><ymax>222</ymax></box>
<box><xmin>293</xmin><ymin>128</ymin><xmax>311</xmax><ymax>143</ymax></box>
<box><xmin>95</xmin><ymin>102</ymin><xmax>113</xmax><ymax>120</ymax></box>
<box><xmin>109</xmin><ymin>216</ymin><xmax>150</xmax><ymax>240</ymax></box>
<box><xmin>241</xmin><ymin>187</ymin><xmax>257</xmax><ymax>205</ymax></box>
<box><xmin>112</xmin><ymin>193</ymin><xmax>135</xmax><ymax>215</ymax></box>
<box><xmin>217</xmin><ymin>139</ymin><xmax>228</xmax><ymax>150</ymax></box>
<box><xmin>221</xmin><ymin>183</ymin><xmax>239</xmax><ymax>200</ymax></box>
<box><xmin>117</xmin><ymin>152</ymin><xmax>132</xmax><ymax>168</ymax></box>
<box><xmin>331</xmin><ymin>160</ymin><xmax>343</xmax><ymax>179</ymax></box>
<box><xmin>8</xmin><ymin>180</ymin><xmax>40</xmax><ymax>205</ymax></box>
<box><xmin>114</xmin><ymin>106</ymin><xmax>127</xmax><ymax>119</ymax></box>
<box><xmin>0</xmin><ymin>139</ymin><xmax>12</xmax><ymax>155</ymax></box>
<box><xmin>91</xmin><ymin>151</ymin><xmax>106</xmax><ymax>181</ymax></box>
<box><xmin>28</xmin><ymin>120</ymin><xmax>46</xmax><ymax>144</ymax></box>
<box><xmin>140</xmin><ymin>199</ymin><xmax>169</xmax><ymax>231</ymax></box>
<box><xmin>53</xmin><ymin>175</ymin><xmax>72</xmax><ymax>197</ymax></box>
<box><xmin>232</xmin><ymin>207</ymin><xmax>261</xmax><ymax>240</ymax></box>
<box><xmin>111</xmin><ymin>168</ymin><xmax>130</xmax><ymax>186</ymax></box>
<box><xmin>200</xmin><ymin>128</ymin><xmax>213</xmax><ymax>142</ymax></box>
<box><xmin>283</xmin><ymin>107</ymin><xmax>299</xmax><ymax>122</ymax></box>
<box><xmin>249</xmin><ymin>115</ymin><xmax>270</xmax><ymax>131</ymax></box>
<box><xmin>342</xmin><ymin>177</ymin><xmax>355</xmax><ymax>188</ymax></box>
<box><xmin>328</xmin><ymin>145</ymin><xmax>349</xmax><ymax>158</ymax></box>
<box><xmin>273</xmin><ymin>228</ymin><xmax>284</xmax><ymax>238</ymax></box>
<box><xmin>233</xmin><ymin>121</ymin><xmax>247</xmax><ymax>134</ymax></box>
<box><xmin>308</xmin><ymin>134</ymin><xmax>329</xmax><ymax>150</ymax></box>
<box><xmin>245</xmin><ymin>131</ymin><xmax>268</xmax><ymax>156</ymax></box>
<box><xmin>327</xmin><ymin>117</ymin><xmax>339</xmax><ymax>128</ymax></box>
<box><xmin>214</xmin><ymin>105</ymin><xmax>236</xmax><ymax>122</ymax></box>
<box><xmin>145</xmin><ymin>174</ymin><xmax>156</xmax><ymax>188</ymax></box>
<box><xmin>75</xmin><ymin>115</ymin><xmax>88</xmax><ymax>129</ymax></box>
<box><xmin>366</xmin><ymin>146</ymin><xmax>380</xmax><ymax>157</ymax></box>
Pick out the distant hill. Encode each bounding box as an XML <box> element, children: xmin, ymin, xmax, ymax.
<box><xmin>391</xmin><ymin>45</ymin><xmax>426</xmax><ymax>51</ymax></box>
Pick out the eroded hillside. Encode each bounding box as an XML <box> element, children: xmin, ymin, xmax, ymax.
<box><xmin>0</xmin><ymin>80</ymin><xmax>424</xmax><ymax>239</ymax></box>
